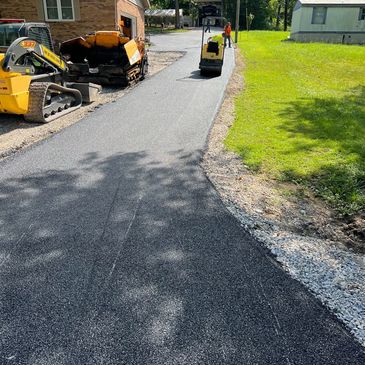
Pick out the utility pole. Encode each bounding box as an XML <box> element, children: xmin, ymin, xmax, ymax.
<box><xmin>234</xmin><ymin>0</ymin><xmax>240</xmax><ymax>43</ymax></box>
<box><xmin>175</xmin><ymin>0</ymin><xmax>180</xmax><ymax>29</ymax></box>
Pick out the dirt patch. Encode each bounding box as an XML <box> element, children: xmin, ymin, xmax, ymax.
<box><xmin>0</xmin><ymin>51</ymin><xmax>184</xmax><ymax>159</ymax></box>
<box><xmin>202</xmin><ymin>49</ymin><xmax>365</xmax><ymax>254</ymax></box>
<box><xmin>148</xmin><ymin>51</ymin><xmax>185</xmax><ymax>76</ymax></box>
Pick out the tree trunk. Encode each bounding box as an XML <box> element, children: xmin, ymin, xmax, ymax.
<box><xmin>175</xmin><ymin>0</ymin><xmax>180</xmax><ymax>29</ymax></box>
<box><xmin>284</xmin><ymin>0</ymin><xmax>288</xmax><ymax>31</ymax></box>
<box><xmin>276</xmin><ymin>3</ymin><xmax>282</xmax><ymax>30</ymax></box>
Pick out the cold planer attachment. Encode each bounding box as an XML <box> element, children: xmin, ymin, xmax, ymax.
<box><xmin>60</xmin><ymin>31</ymin><xmax>148</xmax><ymax>86</ymax></box>
<box><xmin>0</xmin><ymin>37</ymin><xmax>98</xmax><ymax>123</ymax></box>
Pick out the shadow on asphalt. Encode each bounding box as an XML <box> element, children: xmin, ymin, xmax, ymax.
<box><xmin>0</xmin><ymin>114</ymin><xmax>41</xmax><ymax>135</ymax></box>
<box><xmin>177</xmin><ymin>70</ymin><xmax>219</xmax><ymax>82</ymax></box>
<box><xmin>0</xmin><ymin>150</ymin><xmax>364</xmax><ymax>364</ymax></box>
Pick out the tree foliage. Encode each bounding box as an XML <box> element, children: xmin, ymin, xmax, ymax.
<box><xmin>222</xmin><ymin>0</ymin><xmax>297</xmax><ymax>30</ymax></box>
<box><xmin>149</xmin><ymin>0</ymin><xmax>298</xmax><ymax>30</ymax></box>
<box><xmin>150</xmin><ymin>0</ymin><xmax>197</xmax><ymax>17</ymax></box>
<box><xmin>267</xmin><ymin>0</ymin><xmax>297</xmax><ymax>30</ymax></box>
<box><xmin>222</xmin><ymin>0</ymin><xmax>271</xmax><ymax>30</ymax></box>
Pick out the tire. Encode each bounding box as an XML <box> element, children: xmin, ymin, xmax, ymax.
<box><xmin>140</xmin><ymin>56</ymin><xmax>148</xmax><ymax>80</ymax></box>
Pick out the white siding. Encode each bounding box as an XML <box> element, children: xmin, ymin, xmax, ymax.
<box><xmin>299</xmin><ymin>6</ymin><xmax>365</xmax><ymax>32</ymax></box>
<box><xmin>291</xmin><ymin>6</ymin><xmax>303</xmax><ymax>33</ymax></box>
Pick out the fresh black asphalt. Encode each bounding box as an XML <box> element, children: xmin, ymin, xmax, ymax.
<box><xmin>0</xmin><ymin>30</ymin><xmax>364</xmax><ymax>364</ymax></box>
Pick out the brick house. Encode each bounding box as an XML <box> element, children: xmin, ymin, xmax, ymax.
<box><xmin>0</xmin><ymin>0</ymin><xmax>150</xmax><ymax>44</ymax></box>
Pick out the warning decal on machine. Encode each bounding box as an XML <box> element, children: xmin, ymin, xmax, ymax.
<box><xmin>124</xmin><ymin>39</ymin><xmax>142</xmax><ymax>66</ymax></box>
<box><xmin>40</xmin><ymin>45</ymin><xmax>66</xmax><ymax>70</ymax></box>
<box><xmin>20</xmin><ymin>40</ymin><xmax>36</xmax><ymax>49</ymax></box>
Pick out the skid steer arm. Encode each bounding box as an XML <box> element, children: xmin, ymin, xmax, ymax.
<box><xmin>2</xmin><ymin>37</ymin><xmax>67</xmax><ymax>74</ymax></box>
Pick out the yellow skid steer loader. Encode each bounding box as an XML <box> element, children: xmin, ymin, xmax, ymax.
<box><xmin>0</xmin><ymin>37</ymin><xmax>84</xmax><ymax>123</ymax></box>
<box><xmin>0</xmin><ymin>20</ymin><xmax>148</xmax><ymax>123</ymax></box>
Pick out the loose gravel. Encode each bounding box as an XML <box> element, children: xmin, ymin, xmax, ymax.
<box><xmin>203</xmin><ymin>49</ymin><xmax>365</xmax><ymax>348</ymax></box>
<box><xmin>227</xmin><ymin>205</ymin><xmax>365</xmax><ymax>347</ymax></box>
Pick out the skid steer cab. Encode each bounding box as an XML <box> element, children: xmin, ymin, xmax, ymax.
<box><xmin>0</xmin><ymin>19</ymin><xmax>54</xmax><ymax>52</ymax></box>
<box><xmin>199</xmin><ymin>17</ymin><xmax>226</xmax><ymax>77</ymax></box>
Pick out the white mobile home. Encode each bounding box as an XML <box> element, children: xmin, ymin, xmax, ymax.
<box><xmin>290</xmin><ymin>0</ymin><xmax>365</xmax><ymax>44</ymax></box>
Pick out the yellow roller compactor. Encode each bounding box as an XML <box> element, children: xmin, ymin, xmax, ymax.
<box><xmin>199</xmin><ymin>18</ymin><xmax>225</xmax><ymax>76</ymax></box>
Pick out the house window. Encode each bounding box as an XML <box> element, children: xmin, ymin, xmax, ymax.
<box><xmin>312</xmin><ymin>7</ymin><xmax>327</xmax><ymax>24</ymax></box>
<box><xmin>359</xmin><ymin>8</ymin><xmax>365</xmax><ymax>20</ymax></box>
<box><xmin>43</xmin><ymin>0</ymin><xmax>74</xmax><ymax>21</ymax></box>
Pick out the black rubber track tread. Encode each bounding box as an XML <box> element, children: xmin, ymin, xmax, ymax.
<box><xmin>24</xmin><ymin>82</ymin><xmax>49</xmax><ymax>123</ymax></box>
<box><xmin>24</xmin><ymin>82</ymin><xmax>82</xmax><ymax>124</ymax></box>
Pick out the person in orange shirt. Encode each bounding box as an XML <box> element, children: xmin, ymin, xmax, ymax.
<box><xmin>224</xmin><ymin>22</ymin><xmax>232</xmax><ymax>48</ymax></box>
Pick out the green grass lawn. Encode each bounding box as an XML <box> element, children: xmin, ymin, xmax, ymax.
<box><xmin>226</xmin><ymin>31</ymin><xmax>365</xmax><ymax>216</ymax></box>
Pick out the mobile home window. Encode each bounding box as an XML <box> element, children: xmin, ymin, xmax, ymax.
<box><xmin>312</xmin><ymin>7</ymin><xmax>327</xmax><ymax>24</ymax></box>
<box><xmin>43</xmin><ymin>0</ymin><xmax>74</xmax><ymax>21</ymax></box>
<box><xmin>359</xmin><ymin>8</ymin><xmax>365</xmax><ymax>20</ymax></box>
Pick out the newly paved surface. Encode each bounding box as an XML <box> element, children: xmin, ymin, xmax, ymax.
<box><xmin>0</xmin><ymin>30</ymin><xmax>364</xmax><ymax>364</ymax></box>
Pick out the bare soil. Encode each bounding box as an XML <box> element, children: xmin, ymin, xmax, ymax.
<box><xmin>202</xmin><ymin>50</ymin><xmax>365</xmax><ymax>253</ymax></box>
<box><xmin>0</xmin><ymin>51</ymin><xmax>183</xmax><ymax>159</ymax></box>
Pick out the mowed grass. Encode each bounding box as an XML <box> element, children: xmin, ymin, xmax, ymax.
<box><xmin>226</xmin><ymin>31</ymin><xmax>365</xmax><ymax>216</ymax></box>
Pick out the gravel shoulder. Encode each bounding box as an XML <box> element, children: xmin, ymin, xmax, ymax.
<box><xmin>202</xmin><ymin>49</ymin><xmax>365</xmax><ymax>348</ymax></box>
<box><xmin>0</xmin><ymin>51</ymin><xmax>183</xmax><ymax>159</ymax></box>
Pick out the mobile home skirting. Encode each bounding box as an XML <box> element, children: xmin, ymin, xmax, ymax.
<box><xmin>290</xmin><ymin>31</ymin><xmax>365</xmax><ymax>44</ymax></box>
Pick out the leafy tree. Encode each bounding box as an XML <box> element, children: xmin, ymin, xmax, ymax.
<box><xmin>222</xmin><ymin>0</ymin><xmax>297</xmax><ymax>30</ymax></box>
<box><xmin>222</xmin><ymin>0</ymin><xmax>271</xmax><ymax>30</ymax></box>
<box><xmin>149</xmin><ymin>0</ymin><xmax>298</xmax><ymax>30</ymax></box>
<box><xmin>150</xmin><ymin>0</ymin><xmax>198</xmax><ymax>18</ymax></box>
<box><xmin>149</xmin><ymin>0</ymin><xmax>200</xmax><ymax>28</ymax></box>
<box><xmin>268</xmin><ymin>0</ymin><xmax>297</xmax><ymax>30</ymax></box>
<box><xmin>150</xmin><ymin>0</ymin><xmax>173</xmax><ymax>9</ymax></box>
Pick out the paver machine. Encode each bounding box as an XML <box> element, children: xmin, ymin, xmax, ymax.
<box><xmin>0</xmin><ymin>19</ymin><xmax>99</xmax><ymax>123</ymax></box>
<box><xmin>60</xmin><ymin>30</ymin><xmax>148</xmax><ymax>86</ymax></box>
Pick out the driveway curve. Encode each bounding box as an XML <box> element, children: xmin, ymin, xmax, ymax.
<box><xmin>0</xmin><ymin>30</ymin><xmax>364</xmax><ymax>364</ymax></box>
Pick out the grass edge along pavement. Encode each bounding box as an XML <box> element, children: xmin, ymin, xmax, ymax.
<box><xmin>225</xmin><ymin>31</ymin><xmax>365</xmax><ymax>217</ymax></box>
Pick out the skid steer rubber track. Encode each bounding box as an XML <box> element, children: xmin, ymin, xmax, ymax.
<box><xmin>24</xmin><ymin>82</ymin><xmax>82</xmax><ymax>123</ymax></box>
<box><xmin>139</xmin><ymin>55</ymin><xmax>149</xmax><ymax>81</ymax></box>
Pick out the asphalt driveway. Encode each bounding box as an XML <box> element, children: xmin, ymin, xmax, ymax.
<box><xmin>0</xmin><ymin>30</ymin><xmax>364</xmax><ymax>364</ymax></box>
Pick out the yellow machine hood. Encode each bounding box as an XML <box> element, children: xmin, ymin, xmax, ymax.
<box><xmin>124</xmin><ymin>39</ymin><xmax>142</xmax><ymax>66</ymax></box>
<box><xmin>0</xmin><ymin>52</ymin><xmax>32</xmax><ymax>114</ymax></box>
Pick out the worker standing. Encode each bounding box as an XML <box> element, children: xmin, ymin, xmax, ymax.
<box><xmin>205</xmin><ymin>18</ymin><xmax>211</xmax><ymax>33</ymax></box>
<box><xmin>224</xmin><ymin>22</ymin><xmax>232</xmax><ymax>48</ymax></box>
